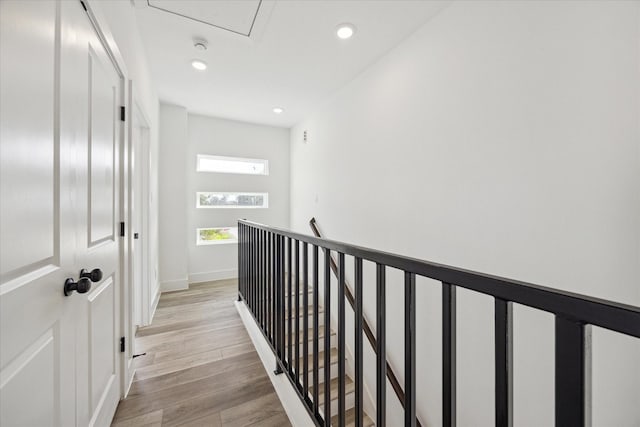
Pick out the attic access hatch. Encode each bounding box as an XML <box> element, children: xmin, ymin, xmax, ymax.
<box><xmin>147</xmin><ymin>0</ymin><xmax>262</xmax><ymax>37</ymax></box>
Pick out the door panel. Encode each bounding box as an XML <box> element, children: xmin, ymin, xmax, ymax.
<box><xmin>88</xmin><ymin>277</ymin><xmax>116</xmax><ymax>414</ymax></box>
<box><xmin>0</xmin><ymin>328</ymin><xmax>56</xmax><ymax>427</ymax></box>
<box><xmin>89</xmin><ymin>48</ymin><xmax>116</xmax><ymax>245</ymax></box>
<box><xmin>0</xmin><ymin>0</ymin><xmax>57</xmax><ymax>279</ymax></box>
<box><xmin>1</xmin><ymin>1</ymin><xmax>76</xmax><ymax>426</ymax></box>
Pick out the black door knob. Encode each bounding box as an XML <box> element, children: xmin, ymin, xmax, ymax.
<box><xmin>64</xmin><ymin>277</ymin><xmax>92</xmax><ymax>296</ymax></box>
<box><xmin>80</xmin><ymin>268</ymin><xmax>103</xmax><ymax>283</ymax></box>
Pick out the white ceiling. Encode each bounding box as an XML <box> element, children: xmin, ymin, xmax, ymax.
<box><xmin>135</xmin><ymin>0</ymin><xmax>448</xmax><ymax>128</ymax></box>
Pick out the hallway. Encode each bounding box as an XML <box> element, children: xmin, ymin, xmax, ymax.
<box><xmin>111</xmin><ymin>280</ymin><xmax>290</xmax><ymax>427</ymax></box>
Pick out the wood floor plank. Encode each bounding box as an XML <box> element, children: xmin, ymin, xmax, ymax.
<box><xmin>157</xmin><ymin>292</ymin><xmax>237</xmax><ymax>308</ymax></box>
<box><xmin>111</xmin><ymin>409</ymin><xmax>163</xmax><ymax>427</ymax></box>
<box><xmin>152</xmin><ymin>298</ymin><xmax>233</xmax><ymax>317</ymax></box>
<box><xmin>175</xmin><ymin>412</ymin><xmax>222</xmax><ymax>427</ymax></box>
<box><xmin>136</xmin><ymin>321</ymin><xmax>245</xmax><ymax>353</ymax></box>
<box><xmin>150</xmin><ymin>305</ymin><xmax>238</xmax><ymax>327</ymax></box>
<box><xmin>137</xmin><ymin>310</ymin><xmax>240</xmax><ymax>337</ymax></box>
<box><xmin>134</xmin><ymin>348</ymin><xmax>224</xmax><ymax>381</ymax></box>
<box><xmin>148</xmin><ymin>329</ymin><xmax>251</xmax><ymax>364</ymax></box>
<box><xmin>115</xmin><ymin>361</ymin><xmax>269</xmax><ymax>421</ymax></box>
<box><xmin>159</xmin><ymin>377</ymin><xmax>278</xmax><ymax>426</ymax></box>
<box><xmin>111</xmin><ymin>280</ymin><xmax>288</xmax><ymax>427</ymax></box>
<box><xmin>220</xmin><ymin>341</ymin><xmax>256</xmax><ymax>359</ymax></box>
<box><xmin>219</xmin><ymin>393</ymin><xmax>286</xmax><ymax>426</ymax></box>
<box><xmin>128</xmin><ymin>352</ymin><xmax>261</xmax><ymax>397</ymax></box>
<box><xmin>246</xmin><ymin>412</ymin><xmax>291</xmax><ymax>427</ymax></box>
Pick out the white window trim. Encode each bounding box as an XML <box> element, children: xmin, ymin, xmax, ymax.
<box><xmin>196</xmin><ymin>192</ymin><xmax>269</xmax><ymax>209</ymax></box>
<box><xmin>196</xmin><ymin>154</ymin><xmax>269</xmax><ymax>175</ymax></box>
<box><xmin>196</xmin><ymin>227</ymin><xmax>238</xmax><ymax>246</ymax></box>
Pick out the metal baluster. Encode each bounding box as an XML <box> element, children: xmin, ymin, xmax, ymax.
<box><xmin>237</xmin><ymin>224</ymin><xmax>241</xmax><ymax>301</ymax></box>
<box><xmin>555</xmin><ymin>316</ymin><xmax>586</xmax><ymax>427</ymax></box>
<box><xmin>268</xmin><ymin>232</ymin><xmax>272</xmax><ymax>344</ymax></box>
<box><xmin>338</xmin><ymin>253</ymin><xmax>346</xmax><ymax>426</ymax></box>
<box><xmin>272</xmin><ymin>233</ymin><xmax>277</xmax><ymax>348</ymax></box>
<box><xmin>245</xmin><ymin>224</ymin><xmax>248</xmax><ymax>302</ymax></box>
<box><xmin>495</xmin><ymin>298</ymin><xmax>513</xmax><ymax>427</ymax></box>
<box><xmin>443</xmin><ymin>283</ymin><xmax>457</xmax><ymax>427</ymax></box>
<box><xmin>259</xmin><ymin>229</ymin><xmax>264</xmax><ymax>329</ymax></box>
<box><xmin>405</xmin><ymin>271</ymin><xmax>416</xmax><ymax>427</ymax></box>
<box><xmin>295</xmin><ymin>240</ymin><xmax>301</xmax><ymax>389</ymax></box>
<box><xmin>355</xmin><ymin>257</ymin><xmax>364</xmax><ymax>427</ymax></box>
<box><xmin>254</xmin><ymin>227</ymin><xmax>258</xmax><ymax>315</ymax></box>
<box><xmin>240</xmin><ymin>224</ymin><xmax>247</xmax><ymax>302</ymax></box>
<box><xmin>324</xmin><ymin>249</ymin><xmax>332</xmax><ymax>426</ymax></box>
<box><xmin>263</xmin><ymin>229</ymin><xmax>267</xmax><ymax>332</ymax></box>
<box><xmin>288</xmin><ymin>237</ymin><xmax>293</xmax><ymax>375</ymax></box>
<box><xmin>248</xmin><ymin>225</ymin><xmax>251</xmax><ymax>305</ymax></box>
<box><xmin>259</xmin><ymin>229</ymin><xmax>264</xmax><ymax>330</ymax></box>
<box><xmin>275</xmin><ymin>234</ymin><xmax>281</xmax><ymax>359</ymax></box>
<box><xmin>376</xmin><ymin>263</ymin><xmax>386</xmax><ymax>427</ymax></box>
<box><xmin>251</xmin><ymin>227</ymin><xmax>255</xmax><ymax>314</ymax></box>
<box><xmin>313</xmin><ymin>245</ymin><xmax>320</xmax><ymax>415</ymax></box>
<box><xmin>303</xmin><ymin>242</ymin><xmax>310</xmax><ymax>401</ymax></box>
<box><xmin>280</xmin><ymin>235</ymin><xmax>286</xmax><ymax>363</ymax></box>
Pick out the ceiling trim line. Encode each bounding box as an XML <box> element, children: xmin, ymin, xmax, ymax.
<box><xmin>246</xmin><ymin>0</ymin><xmax>262</xmax><ymax>37</ymax></box>
<box><xmin>146</xmin><ymin>0</ymin><xmax>261</xmax><ymax>38</ymax></box>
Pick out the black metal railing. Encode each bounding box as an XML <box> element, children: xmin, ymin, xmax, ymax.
<box><xmin>237</xmin><ymin>219</ymin><xmax>640</xmax><ymax>427</ymax></box>
<box><xmin>309</xmin><ymin>218</ymin><xmax>423</xmax><ymax>426</ymax></box>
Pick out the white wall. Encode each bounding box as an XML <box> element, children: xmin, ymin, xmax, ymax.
<box><xmin>158</xmin><ymin>103</ymin><xmax>189</xmax><ymax>291</ymax></box>
<box><xmin>157</xmin><ymin>110</ymin><xmax>290</xmax><ymax>287</ymax></box>
<box><xmin>290</xmin><ymin>1</ymin><xmax>640</xmax><ymax>426</ymax></box>
<box><xmin>187</xmin><ymin>114</ymin><xmax>290</xmax><ymax>283</ymax></box>
<box><xmin>187</xmin><ymin>114</ymin><xmax>289</xmax><ymax>282</ymax></box>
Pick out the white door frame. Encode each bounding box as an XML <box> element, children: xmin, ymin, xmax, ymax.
<box><xmin>131</xmin><ymin>96</ymin><xmax>152</xmax><ymax>326</ymax></box>
<box><xmin>82</xmin><ymin>0</ymin><xmax>135</xmax><ymax>400</ymax></box>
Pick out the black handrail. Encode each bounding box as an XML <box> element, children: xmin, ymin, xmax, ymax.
<box><xmin>237</xmin><ymin>219</ymin><xmax>640</xmax><ymax>427</ymax></box>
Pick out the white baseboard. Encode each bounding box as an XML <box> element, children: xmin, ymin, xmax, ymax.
<box><xmin>189</xmin><ymin>269</ymin><xmax>237</xmax><ymax>284</ymax></box>
<box><xmin>160</xmin><ymin>278</ymin><xmax>189</xmax><ymax>292</ymax></box>
<box><xmin>235</xmin><ymin>301</ymin><xmax>315</xmax><ymax>427</ymax></box>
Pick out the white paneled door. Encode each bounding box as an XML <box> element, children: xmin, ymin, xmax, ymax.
<box><xmin>1</xmin><ymin>1</ymin><xmax>123</xmax><ymax>426</ymax></box>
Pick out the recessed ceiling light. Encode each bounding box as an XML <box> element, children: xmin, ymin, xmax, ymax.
<box><xmin>273</xmin><ymin>107</ymin><xmax>284</xmax><ymax>114</ymax></box>
<box><xmin>191</xmin><ymin>60</ymin><xmax>207</xmax><ymax>71</ymax></box>
<box><xmin>336</xmin><ymin>23</ymin><xmax>356</xmax><ymax>40</ymax></box>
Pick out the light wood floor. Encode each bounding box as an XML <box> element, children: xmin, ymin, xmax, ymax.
<box><xmin>111</xmin><ymin>279</ymin><xmax>291</xmax><ymax>427</ymax></box>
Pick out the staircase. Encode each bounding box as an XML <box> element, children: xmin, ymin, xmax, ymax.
<box><xmin>287</xmin><ymin>286</ymin><xmax>374</xmax><ymax>426</ymax></box>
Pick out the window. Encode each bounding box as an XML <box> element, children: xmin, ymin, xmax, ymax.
<box><xmin>197</xmin><ymin>192</ymin><xmax>268</xmax><ymax>209</ymax></box>
<box><xmin>196</xmin><ymin>154</ymin><xmax>269</xmax><ymax>175</ymax></box>
<box><xmin>196</xmin><ymin>227</ymin><xmax>238</xmax><ymax>245</ymax></box>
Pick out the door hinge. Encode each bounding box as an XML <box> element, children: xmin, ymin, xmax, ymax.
<box><xmin>120</xmin><ymin>106</ymin><xmax>126</xmax><ymax>122</ymax></box>
<box><xmin>120</xmin><ymin>337</ymin><xmax>125</xmax><ymax>353</ymax></box>
<box><xmin>120</xmin><ymin>222</ymin><xmax>125</xmax><ymax>237</ymax></box>
<box><xmin>80</xmin><ymin>1</ymin><xmax>87</xmax><ymax>12</ymax></box>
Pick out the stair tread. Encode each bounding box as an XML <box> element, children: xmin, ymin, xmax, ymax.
<box><xmin>294</xmin><ymin>347</ymin><xmax>340</xmax><ymax>373</ymax></box>
<box><xmin>311</xmin><ymin>375</ymin><xmax>355</xmax><ymax>400</ymax></box>
<box><xmin>285</xmin><ymin>287</ymin><xmax>313</xmax><ymax>297</ymax></box>
<box><xmin>331</xmin><ymin>407</ymin><xmax>375</xmax><ymax>427</ymax></box>
<box><xmin>287</xmin><ymin>326</ymin><xmax>335</xmax><ymax>344</ymax></box>
<box><xmin>286</xmin><ymin>305</ymin><xmax>324</xmax><ymax>318</ymax></box>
